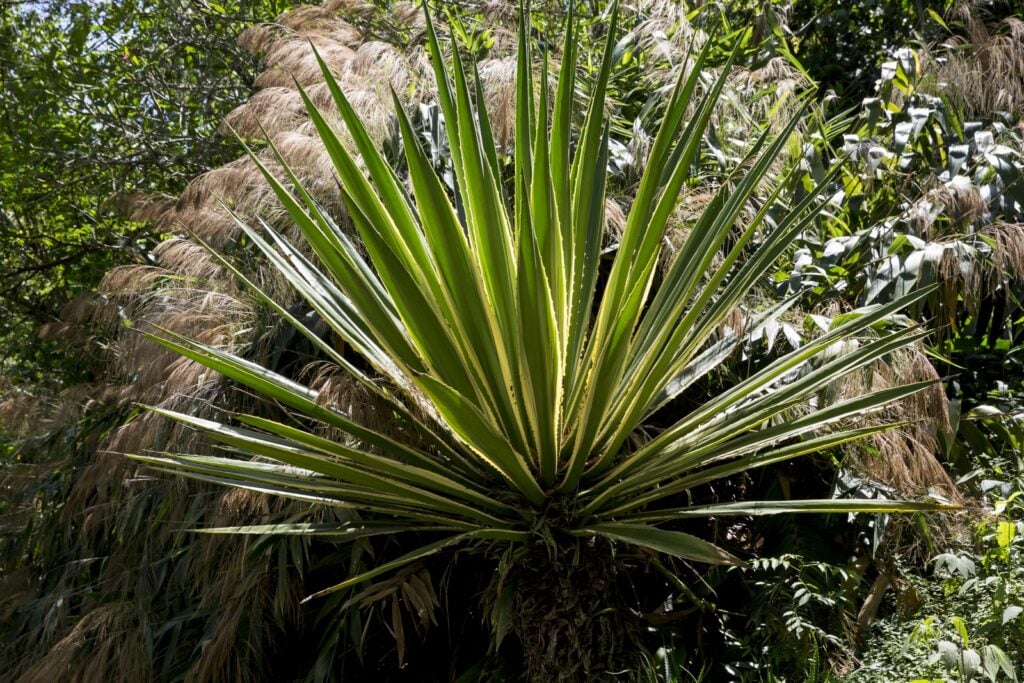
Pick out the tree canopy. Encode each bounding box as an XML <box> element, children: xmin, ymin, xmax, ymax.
<box><xmin>0</xmin><ymin>0</ymin><xmax>293</xmax><ymax>384</ymax></box>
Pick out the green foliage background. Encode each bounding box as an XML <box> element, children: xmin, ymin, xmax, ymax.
<box><xmin>0</xmin><ymin>0</ymin><xmax>295</xmax><ymax>385</ymax></box>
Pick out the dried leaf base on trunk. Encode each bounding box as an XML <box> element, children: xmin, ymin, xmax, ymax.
<box><xmin>492</xmin><ymin>537</ymin><xmax>647</xmax><ymax>682</ymax></box>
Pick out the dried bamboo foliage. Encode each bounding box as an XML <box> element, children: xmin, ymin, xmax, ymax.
<box><xmin>0</xmin><ymin>2</ymin><xmax>427</xmax><ymax>679</ymax></box>
<box><xmin>931</xmin><ymin>7</ymin><xmax>1024</xmax><ymax>118</ymax></box>
<box><xmin>476</xmin><ymin>56</ymin><xmax>517</xmax><ymax>149</ymax></box>
<box><xmin>69</xmin><ymin>0</ymin><xmax>446</xmax><ymax>452</ymax></box>
<box><xmin>603</xmin><ymin>197</ymin><xmax>628</xmax><ymax>248</ymax></box>
<box><xmin>983</xmin><ymin>221</ymin><xmax>1024</xmax><ymax>281</ymax></box>
<box><xmin>904</xmin><ymin>181</ymin><xmax>984</xmax><ymax>242</ymax></box>
<box><xmin>15</xmin><ymin>603</ymin><xmax>152</xmax><ymax>683</ymax></box>
<box><xmin>830</xmin><ymin>342</ymin><xmax>961</xmax><ymax>501</ymax></box>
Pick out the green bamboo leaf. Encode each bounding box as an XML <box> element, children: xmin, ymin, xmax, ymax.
<box><xmin>337</xmin><ymin>183</ymin><xmax>482</xmax><ymax>397</ymax></box>
<box><xmin>231</xmin><ymin>145</ymin><xmax>422</xmax><ymax>376</ymax></box>
<box><xmin>515</xmin><ymin>190</ymin><xmax>561</xmax><ymax>483</ymax></box>
<box><xmin>588</xmin><ymin>381</ymin><xmax>939</xmax><ymax>515</ymax></box>
<box><xmin>238</xmin><ymin>215</ymin><xmax>417</xmax><ymax>382</ymax></box>
<box><xmin>442</xmin><ymin>21</ymin><xmax>518</xmax><ymax>343</ymax></box>
<box><xmin>141</xmin><ymin>334</ymin><xmax>455</xmax><ymax>469</ymax></box>
<box><xmin>564</xmin><ymin>1</ymin><xmax>616</xmax><ymax>381</ymax></box>
<box><xmin>616</xmin><ymin>286</ymin><xmax>939</xmax><ymax>475</ymax></box>
<box><xmin>549</xmin><ymin>0</ymin><xmax>576</xmax><ymax>246</ymax></box>
<box><xmin>188</xmin><ymin>227</ymin><xmax>386</xmax><ymax>399</ymax></box>
<box><xmin>560</xmin><ymin>37</ymin><xmax>735</xmax><ymax>487</ymax></box>
<box><xmin>138</xmin><ymin>3</ymin><xmax>958</xmax><ymax>600</ymax></box>
<box><xmin>307</xmin><ymin>47</ymin><xmax>420</xmax><ymax>247</ymax></box>
<box><xmin>594</xmin><ymin>110</ymin><xmax>820</xmax><ymax>467</ymax></box>
<box><xmin>186</xmin><ymin>227</ymin><xmax>469</xmax><ymax>469</ymax></box>
<box><xmin>642</xmin><ymin>298</ymin><xmax>799</xmax><ymax>416</ymax></box>
<box><xmin>513</xmin><ymin>1</ymin><xmax>534</xmax><ymax>244</ymax></box>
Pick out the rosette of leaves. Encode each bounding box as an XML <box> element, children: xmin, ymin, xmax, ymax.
<box><xmin>132</xmin><ymin>3</ymin><xmax>953</xmax><ymax>676</ymax></box>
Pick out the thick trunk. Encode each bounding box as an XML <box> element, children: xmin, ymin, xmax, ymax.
<box><xmin>498</xmin><ymin>537</ymin><xmax>646</xmax><ymax>681</ymax></box>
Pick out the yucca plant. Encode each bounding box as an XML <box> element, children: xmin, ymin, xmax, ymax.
<box><xmin>133</xmin><ymin>3</ymin><xmax>955</xmax><ymax>677</ymax></box>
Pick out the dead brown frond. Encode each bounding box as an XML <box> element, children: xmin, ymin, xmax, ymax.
<box><xmin>656</xmin><ymin>192</ymin><xmax>704</xmax><ymax>273</ymax></box>
<box><xmin>152</xmin><ymin>291</ymin><xmax>253</xmax><ymax>343</ymax></box>
<box><xmin>152</xmin><ymin>238</ymin><xmax>224</xmax><ymax>282</ymax></box>
<box><xmin>170</xmin><ymin>207</ymin><xmax>241</xmax><ymax>248</ymax></box>
<box><xmin>98</xmin><ymin>265</ymin><xmax>173</xmax><ymax>298</ymax></box>
<box><xmin>100</xmin><ymin>284</ymin><xmax>253</xmax><ymax>408</ymax></box>
<box><xmin>631</xmin><ymin>0</ymin><xmax>697</xmax><ymax>54</ymax></box>
<box><xmin>927</xmin><ymin>8</ymin><xmax>1024</xmax><ymax>118</ymax></box>
<box><xmin>106</xmin><ymin>410</ymin><xmax>178</xmax><ymax>455</ymax></box>
<box><xmin>35</xmin><ymin>321</ymin><xmax>79</xmax><ymax>345</ymax></box>
<box><xmin>16</xmin><ymin>603</ymin><xmax>151</xmax><ymax>683</ymax></box>
<box><xmin>390</xmin><ymin>1</ymin><xmax>426</xmax><ymax>33</ymax></box>
<box><xmin>57</xmin><ymin>293</ymin><xmax>120</xmax><ymax>335</ymax></box>
<box><xmin>905</xmin><ymin>192</ymin><xmax>943</xmax><ymax>237</ymax></box>
<box><xmin>266</xmin><ymin>131</ymin><xmax>335</xmax><ymax>182</ymax></box>
<box><xmin>939</xmin><ymin>239</ymin><xmax>969</xmax><ymax>285</ymax></box>
<box><xmin>479</xmin><ymin>0</ymin><xmax>517</xmax><ymax>23</ymax></box>
<box><xmin>305</xmin><ymin>362</ymin><xmax>394</xmax><ymax>439</ymax></box>
<box><xmin>63</xmin><ymin>450</ymin><xmax>128</xmax><ymax>529</ymax></box>
<box><xmin>276</xmin><ymin>3</ymin><xmax>348</xmax><ymax>32</ymax></box>
<box><xmin>215</xmin><ymin>488</ymin><xmax>272</xmax><ymax>526</ymax></box>
<box><xmin>627</xmin><ymin>1</ymin><xmax>708</xmax><ymax>125</ymax></box>
<box><xmin>982</xmin><ymin>221</ymin><xmax>1024</xmax><ymax>279</ymax></box>
<box><xmin>0</xmin><ymin>570</ymin><xmax>34</xmax><ymax>630</ymax></box>
<box><xmin>176</xmin><ymin>158</ymin><xmax>262</xmax><ymax>211</ymax></box>
<box><xmin>0</xmin><ymin>387</ymin><xmax>40</xmax><ymax>437</ymax></box>
<box><xmin>189</xmin><ymin>577</ymin><xmax>269</xmax><ymax>683</ymax></box>
<box><xmin>603</xmin><ymin>197</ymin><xmax>627</xmax><ymax>248</ymax></box>
<box><xmin>343</xmin><ymin>565</ymin><xmax>439</xmax><ymax>665</ymax></box>
<box><xmin>219</xmin><ymin>86</ymin><xmax>308</xmax><ymax>138</ymax></box>
<box><xmin>256</xmin><ymin>39</ymin><xmax>356</xmax><ymax>88</ymax></box>
<box><xmin>477</xmin><ymin>57</ymin><xmax>517</xmax><ymax>150</ymax></box>
<box><xmin>102</xmin><ymin>192</ymin><xmax>178</xmax><ymax>225</ymax></box>
<box><xmin>301</xmin><ymin>361</ymin><xmax>435</xmax><ymax>450</ymax></box>
<box><xmin>730</xmin><ymin>57</ymin><xmax>807</xmax><ymax>129</ymax></box>
<box><xmin>319</xmin><ymin>85</ymin><xmax>396</xmax><ymax>145</ymax></box>
<box><xmin>876</xmin><ymin>507</ymin><xmax>976</xmax><ymax>566</ymax></box>
<box><xmin>45</xmin><ymin>383</ymin><xmax>115</xmax><ymax>432</ymax></box>
<box><xmin>186</xmin><ymin>499</ymin><xmax>308</xmax><ymax>683</ymax></box>
<box><xmin>161</xmin><ymin>357</ymin><xmax>221</xmax><ymax>399</ymax></box>
<box><xmin>940</xmin><ymin>175</ymin><xmax>988</xmax><ymax>229</ymax></box>
<box><xmin>323</xmin><ymin>0</ymin><xmax>373</xmax><ymax>15</ymax></box>
<box><xmin>831</xmin><ymin>342</ymin><xmax>961</xmax><ymax>501</ymax></box>
<box><xmin>237</xmin><ymin>24</ymin><xmax>280</xmax><ymax>55</ymax></box>
<box><xmin>350</xmin><ymin>40</ymin><xmax>417</xmax><ymax>93</ymax></box>
<box><xmin>5</xmin><ymin>382</ymin><xmax>119</xmax><ymax>436</ymax></box>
